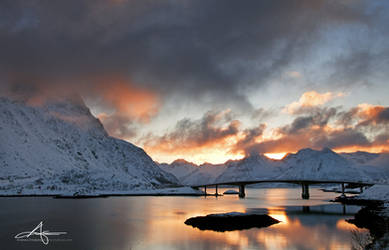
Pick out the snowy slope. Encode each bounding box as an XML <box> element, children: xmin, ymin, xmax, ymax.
<box><xmin>278</xmin><ymin>148</ymin><xmax>371</xmax><ymax>182</ymax></box>
<box><xmin>215</xmin><ymin>154</ymin><xmax>283</xmax><ymax>183</ymax></box>
<box><xmin>341</xmin><ymin>151</ymin><xmax>380</xmax><ymax>165</ymax></box>
<box><xmin>160</xmin><ymin>155</ymin><xmax>284</xmax><ymax>186</ymax></box>
<box><xmin>159</xmin><ymin>159</ymin><xmax>198</xmax><ymax>180</ymax></box>
<box><xmin>161</xmin><ymin>148</ymin><xmax>388</xmax><ymax>186</ymax></box>
<box><xmin>180</xmin><ymin>162</ymin><xmax>227</xmax><ymax>186</ymax></box>
<box><xmin>0</xmin><ymin>96</ymin><xmax>178</xmax><ymax>195</ymax></box>
<box><xmin>159</xmin><ymin>159</ymin><xmax>227</xmax><ymax>186</ymax></box>
<box><xmin>356</xmin><ymin>184</ymin><xmax>389</xmax><ymax>201</ymax></box>
<box><xmin>354</xmin><ymin>154</ymin><xmax>389</xmax><ymax>183</ymax></box>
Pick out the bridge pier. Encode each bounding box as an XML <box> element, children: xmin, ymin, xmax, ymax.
<box><xmin>204</xmin><ymin>186</ymin><xmax>207</xmax><ymax>196</ymax></box>
<box><xmin>215</xmin><ymin>185</ymin><xmax>219</xmax><ymax>196</ymax></box>
<box><xmin>301</xmin><ymin>183</ymin><xmax>309</xmax><ymax>199</ymax></box>
<box><xmin>340</xmin><ymin>183</ymin><xmax>346</xmax><ymax>198</ymax></box>
<box><xmin>238</xmin><ymin>184</ymin><xmax>246</xmax><ymax>198</ymax></box>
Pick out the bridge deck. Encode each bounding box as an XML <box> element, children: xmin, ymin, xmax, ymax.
<box><xmin>191</xmin><ymin>179</ymin><xmax>374</xmax><ymax>188</ymax></box>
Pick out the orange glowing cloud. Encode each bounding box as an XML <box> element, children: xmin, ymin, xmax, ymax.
<box><xmin>140</xmin><ymin>110</ymin><xmax>245</xmax><ymax>164</ymax></box>
<box><xmin>285</xmin><ymin>91</ymin><xmax>344</xmax><ymax>114</ymax></box>
<box><xmin>142</xmin><ymin>125</ymin><xmax>245</xmax><ymax>164</ymax></box>
<box><xmin>334</xmin><ymin>145</ymin><xmax>389</xmax><ymax>154</ymax></box>
<box><xmin>97</xmin><ymin>81</ymin><xmax>159</xmax><ymax>123</ymax></box>
<box><xmin>355</xmin><ymin>103</ymin><xmax>389</xmax><ymax>126</ymax></box>
<box><xmin>79</xmin><ymin>77</ymin><xmax>161</xmax><ymax>139</ymax></box>
<box><xmin>237</xmin><ymin>102</ymin><xmax>389</xmax><ymax>157</ymax></box>
<box><xmin>142</xmin><ymin>101</ymin><xmax>389</xmax><ymax>163</ymax></box>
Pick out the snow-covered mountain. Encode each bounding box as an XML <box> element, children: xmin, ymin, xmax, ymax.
<box><xmin>215</xmin><ymin>154</ymin><xmax>283</xmax><ymax>183</ymax></box>
<box><xmin>353</xmin><ymin>153</ymin><xmax>389</xmax><ymax>183</ymax></box>
<box><xmin>159</xmin><ymin>159</ymin><xmax>198</xmax><ymax>180</ymax></box>
<box><xmin>3</xmin><ymin>93</ymin><xmax>386</xmax><ymax>194</ymax></box>
<box><xmin>278</xmin><ymin>148</ymin><xmax>370</xmax><ymax>182</ymax></box>
<box><xmin>161</xmin><ymin>148</ymin><xmax>388</xmax><ymax>186</ymax></box>
<box><xmin>0</xmin><ymin>96</ymin><xmax>178</xmax><ymax>195</ymax></box>
<box><xmin>340</xmin><ymin>151</ymin><xmax>380</xmax><ymax>165</ymax></box>
<box><xmin>180</xmin><ymin>162</ymin><xmax>227</xmax><ymax>186</ymax></box>
<box><xmin>159</xmin><ymin>159</ymin><xmax>227</xmax><ymax>186</ymax></box>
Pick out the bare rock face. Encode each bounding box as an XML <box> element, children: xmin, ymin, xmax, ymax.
<box><xmin>184</xmin><ymin>212</ymin><xmax>279</xmax><ymax>232</ymax></box>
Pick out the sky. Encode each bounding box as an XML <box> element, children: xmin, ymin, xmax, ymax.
<box><xmin>0</xmin><ymin>0</ymin><xmax>388</xmax><ymax>164</ymax></box>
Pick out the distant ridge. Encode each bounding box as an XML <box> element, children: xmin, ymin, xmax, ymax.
<box><xmin>160</xmin><ymin>148</ymin><xmax>388</xmax><ymax>186</ymax></box>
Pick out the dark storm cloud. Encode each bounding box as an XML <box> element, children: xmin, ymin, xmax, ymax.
<box><xmin>98</xmin><ymin>113</ymin><xmax>137</xmax><ymax>139</ymax></box>
<box><xmin>0</xmin><ymin>0</ymin><xmax>375</xmax><ymax>104</ymax></box>
<box><xmin>328</xmin><ymin>49</ymin><xmax>389</xmax><ymax>88</ymax></box>
<box><xmin>327</xmin><ymin>1</ymin><xmax>389</xmax><ymax>89</ymax></box>
<box><xmin>282</xmin><ymin>107</ymin><xmax>337</xmax><ymax>134</ymax></box>
<box><xmin>232</xmin><ymin>124</ymin><xmax>266</xmax><ymax>156</ymax></box>
<box><xmin>237</xmin><ymin>105</ymin><xmax>389</xmax><ymax>155</ymax></box>
<box><xmin>1</xmin><ymin>0</ymin><xmax>387</xmax><ymax>141</ymax></box>
<box><xmin>374</xmin><ymin>133</ymin><xmax>389</xmax><ymax>144</ymax></box>
<box><xmin>357</xmin><ymin>106</ymin><xmax>389</xmax><ymax>127</ymax></box>
<box><xmin>313</xmin><ymin>129</ymin><xmax>370</xmax><ymax>149</ymax></box>
<box><xmin>376</xmin><ymin>108</ymin><xmax>389</xmax><ymax>123</ymax></box>
<box><xmin>140</xmin><ymin>110</ymin><xmax>241</xmax><ymax>154</ymax></box>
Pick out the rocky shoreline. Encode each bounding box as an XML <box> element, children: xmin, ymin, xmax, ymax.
<box><xmin>334</xmin><ymin>185</ymin><xmax>389</xmax><ymax>249</ymax></box>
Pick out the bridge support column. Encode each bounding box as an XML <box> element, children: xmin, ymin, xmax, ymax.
<box><xmin>301</xmin><ymin>183</ymin><xmax>309</xmax><ymax>199</ymax></box>
<box><xmin>341</xmin><ymin>183</ymin><xmax>346</xmax><ymax>198</ymax></box>
<box><xmin>204</xmin><ymin>186</ymin><xmax>207</xmax><ymax>196</ymax></box>
<box><xmin>360</xmin><ymin>186</ymin><xmax>363</xmax><ymax>193</ymax></box>
<box><xmin>215</xmin><ymin>185</ymin><xmax>219</xmax><ymax>196</ymax></box>
<box><xmin>238</xmin><ymin>184</ymin><xmax>246</xmax><ymax>198</ymax></box>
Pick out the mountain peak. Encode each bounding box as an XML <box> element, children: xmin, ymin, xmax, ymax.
<box><xmin>172</xmin><ymin>159</ymin><xmax>197</xmax><ymax>166</ymax></box>
<box><xmin>321</xmin><ymin>147</ymin><xmax>335</xmax><ymax>154</ymax></box>
<box><xmin>0</xmin><ymin>95</ymin><xmax>178</xmax><ymax>195</ymax></box>
<box><xmin>295</xmin><ymin>148</ymin><xmax>316</xmax><ymax>156</ymax></box>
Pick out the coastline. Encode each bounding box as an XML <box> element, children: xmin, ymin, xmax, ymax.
<box><xmin>334</xmin><ymin>184</ymin><xmax>389</xmax><ymax>249</ymax></box>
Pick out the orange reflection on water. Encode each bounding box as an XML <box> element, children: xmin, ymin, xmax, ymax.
<box><xmin>256</xmin><ymin>231</ymin><xmax>288</xmax><ymax>249</ymax></box>
<box><xmin>336</xmin><ymin>219</ymin><xmax>367</xmax><ymax>232</ymax></box>
<box><xmin>128</xmin><ymin>189</ymin><xmax>367</xmax><ymax>250</ymax></box>
<box><xmin>268</xmin><ymin>208</ymin><xmax>289</xmax><ymax>225</ymax></box>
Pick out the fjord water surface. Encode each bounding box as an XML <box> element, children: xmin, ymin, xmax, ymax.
<box><xmin>0</xmin><ymin>187</ymin><xmax>366</xmax><ymax>250</ymax></box>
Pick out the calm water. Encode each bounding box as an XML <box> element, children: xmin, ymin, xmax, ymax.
<box><xmin>0</xmin><ymin>188</ymin><xmax>367</xmax><ymax>250</ymax></box>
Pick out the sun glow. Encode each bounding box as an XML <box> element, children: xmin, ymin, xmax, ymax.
<box><xmin>151</xmin><ymin>151</ymin><xmax>245</xmax><ymax>165</ymax></box>
<box><xmin>264</xmin><ymin>152</ymin><xmax>288</xmax><ymax>160</ymax></box>
<box><xmin>336</xmin><ymin>220</ymin><xmax>364</xmax><ymax>231</ymax></box>
<box><xmin>268</xmin><ymin>210</ymin><xmax>289</xmax><ymax>225</ymax></box>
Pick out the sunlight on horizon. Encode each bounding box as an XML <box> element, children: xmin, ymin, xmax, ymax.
<box><xmin>264</xmin><ymin>152</ymin><xmax>288</xmax><ymax>160</ymax></box>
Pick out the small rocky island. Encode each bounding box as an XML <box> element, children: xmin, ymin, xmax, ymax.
<box><xmin>184</xmin><ymin>212</ymin><xmax>279</xmax><ymax>232</ymax></box>
<box><xmin>223</xmin><ymin>190</ymin><xmax>240</xmax><ymax>195</ymax></box>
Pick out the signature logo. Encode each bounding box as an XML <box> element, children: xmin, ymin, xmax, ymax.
<box><xmin>14</xmin><ymin>221</ymin><xmax>67</xmax><ymax>245</ymax></box>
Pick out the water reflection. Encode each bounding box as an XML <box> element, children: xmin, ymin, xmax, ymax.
<box><xmin>0</xmin><ymin>188</ymin><xmax>368</xmax><ymax>250</ymax></box>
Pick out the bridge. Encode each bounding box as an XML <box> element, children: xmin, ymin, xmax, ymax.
<box><xmin>191</xmin><ymin>179</ymin><xmax>374</xmax><ymax>199</ymax></box>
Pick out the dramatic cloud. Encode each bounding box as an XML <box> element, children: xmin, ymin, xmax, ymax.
<box><xmin>141</xmin><ymin>110</ymin><xmax>240</xmax><ymax>151</ymax></box>
<box><xmin>356</xmin><ymin>104</ymin><xmax>389</xmax><ymax>126</ymax></box>
<box><xmin>237</xmin><ymin>104</ymin><xmax>389</xmax><ymax>156</ymax></box>
<box><xmin>0</xmin><ymin>1</ymin><xmax>382</xmax><ymax>111</ymax></box>
<box><xmin>233</xmin><ymin>124</ymin><xmax>267</xmax><ymax>156</ymax></box>
<box><xmin>0</xmin><ymin>78</ymin><xmax>159</xmax><ymax>139</ymax></box>
<box><xmin>284</xmin><ymin>91</ymin><xmax>344</xmax><ymax>114</ymax></box>
<box><xmin>88</xmin><ymin>80</ymin><xmax>159</xmax><ymax>139</ymax></box>
<box><xmin>0</xmin><ymin>0</ymin><xmax>388</xmax><ymax>163</ymax></box>
<box><xmin>93</xmin><ymin>81</ymin><xmax>159</xmax><ymax>123</ymax></box>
